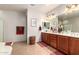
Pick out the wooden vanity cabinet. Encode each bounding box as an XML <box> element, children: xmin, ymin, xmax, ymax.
<box><xmin>57</xmin><ymin>35</ymin><xmax>69</xmax><ymax>54</ymax></box>
<box><xmin>41</xmin><ymin>32</ymin><xmax>79</xmax><ymax>55</ymax></box>
<box><xmin>69</xmin><ymin>37</ymin><xmax>79</xmax><ymax>55</ymax></box>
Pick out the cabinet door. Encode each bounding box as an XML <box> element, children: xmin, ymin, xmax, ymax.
<box><xmin>69</xmin><ymin>38</ymin><xmax>79</xmax><ymax>55</ymax></box>
<box><xmin>41</xmin><ymin>33</ymin><xmax>47</xmax><ymax>43</ymax></box>
<box><xmin>50</xmin><ymin>34</ymin><xmax>57</xmax><ymax>48</ymax></box>
<box><xmin>46</xmin><ymin>34</ymin><xmax>50</xmax><ymax>45</ymax></box>
<box><xmin>58</xmin><ymin>36</ymin><xmax>69</xmax><ymax>54</ymax></box>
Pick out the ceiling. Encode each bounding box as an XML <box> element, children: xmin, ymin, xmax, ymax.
<box><xmin>27</xmin><ymin>4</ymin><xmax>59</xmax><ymax>13</ymax></box>
<box><xmin>0</xmin><ymin>4</ymin><xmax>59</xmax><ymax>13</ymax></box>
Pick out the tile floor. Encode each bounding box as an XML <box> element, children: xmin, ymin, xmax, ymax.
<box><xmin>12</xmin><ymin>41</ymin><xmax>64</xmax><ymax>55</ymax></box>
<box><xmin>38</xmin><ymin>42</ymin><xmax>64</xmax><ymax>55</ymax></box>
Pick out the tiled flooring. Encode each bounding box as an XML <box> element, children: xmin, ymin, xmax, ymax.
<box><xmin>38</xmin><ymin>42</ymin><xmax>64</xmax><ymax>55</ymax></box>
<box><xmin>12</xmin><ymin>42</ymin><xmax>64</xmax><ymax>55</ymax></box>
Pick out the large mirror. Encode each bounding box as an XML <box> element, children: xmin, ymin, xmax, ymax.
<box><xmin>58</xmin><ymin>10</ymin><xmax>79</xmax><ymax>33</ymax></box>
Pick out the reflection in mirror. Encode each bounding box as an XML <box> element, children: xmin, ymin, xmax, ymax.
<box><xmin>42</xmin><ymin>22</ymin><xmax>50</xmax><ymax>30</ymax></box>
<box><xmin>42</xmin><ymin>16</ymin><xmax>58</xmax><ymax>33</ymax></box>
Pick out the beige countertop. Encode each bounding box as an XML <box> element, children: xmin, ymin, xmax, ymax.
<box><xmin>41</xmin><ymin>31</ymin><xmax>79</xmax><ymax>38</ymax></box>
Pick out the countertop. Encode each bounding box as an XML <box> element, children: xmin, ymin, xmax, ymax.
<box><xmin>41</xmin><ymin>31</ymin><xmax>79</xmax><ymax>38</ymax></box>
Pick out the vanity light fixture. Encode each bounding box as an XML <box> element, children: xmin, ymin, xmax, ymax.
<box><xmin>45</xmin><ymin>4</ymin><xmax>51</xmax><ymax>6</ymax></box>
<box><xmin>46</xmin><ymin>13</ymin><xmax>56</xmax><ymax>20</ymax></box>
<box><xmin>46</xmin><ymin>15</ymin><xmax>52</xmax><ymax>20</ymax></box>
<box><xmin>64</xmin><ymin>4</ymin><xmax>79</xmax><ymax>14</ymax></box>
<box><xmin>30</xmin><ymin>4</ymin><xmax>36</xmax><ymax>6</ymax></box>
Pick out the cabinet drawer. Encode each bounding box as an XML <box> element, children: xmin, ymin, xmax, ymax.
<box><xmin>52</xmin><ymin>34</ymin><xmax>57</xmax><ymax>38</ymax></box>
<box><xmin>51</xmin><ymin>38</ymin><xmax>56</xmax><ymax>43</ymax></box>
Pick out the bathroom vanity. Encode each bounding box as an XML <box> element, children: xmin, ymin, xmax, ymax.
<box><xmin>41</xmin><ymin>32</ymin><xmax>79</xmax><ymax>55</ymax></box>
<box><xmin>41</xmin><ymin>7</ymin><xmax>79</xmax><ymax>55</ymax></box>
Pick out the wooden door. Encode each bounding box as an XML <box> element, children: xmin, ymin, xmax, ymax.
<box><xmin>57</xmin><ymin>36</ymin><xmax>69</xmax><ymax>54</ymax></box>
<box><xmin>50</xmin><ymin>34</ymin><xmax>57</xmax><ymax>48</ymax></box>
<box><xmin>46</xmin><ymin>34</ymin><xmax>50</xmax><ymax>45</ymax></box>
<box><xmin>41</xmin><ymin>33</ymin><xmax>47</xmax><ymax>43</ymax></box>
<box><xmin>69</xmin><ymin>38</ymin><xmax>79</xmax><ymax>55</ymax></box>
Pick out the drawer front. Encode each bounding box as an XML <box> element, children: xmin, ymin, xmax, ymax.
<box><xmin>51</xmin><ymin>38</ymin><xmax>56</xmax><ymax>43</ymax></box>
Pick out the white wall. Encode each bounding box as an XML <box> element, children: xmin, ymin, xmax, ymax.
<box><xmin>0</xmin><ymin>20</ymin><xmax>3</xmax><ymax>41</ymax></box>
<box><xmin>27</xmin><ymin>7</ymin><xmax>45</xmax><ymax>44</ymax></box>
<box><xmin>47</xmin><ymin>5</ymin><xmax>65</xmax><ymax>16</ymax></box>
<box><xmin>0</xmin><ymin>10</ymin><xmax>26</xmax><ymax>42</ymax></box>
